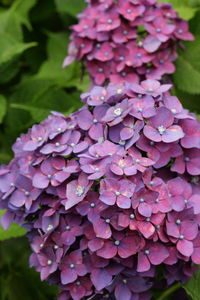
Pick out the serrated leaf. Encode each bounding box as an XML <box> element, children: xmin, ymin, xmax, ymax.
<box><xmin>0</xmin><ymin>33</ymin><xmax>37</xmax><ymax>64</ymax></box>
<box><xmin>0</xmin><ymin>57</ymin><xmax>20</xmax><ymax>84</ymax></box>
<box><xmin>0</xmin><ymin>0</ymin><xmax>36</xmax><ymax>40</ymax></box>
<box><xmin>0</xmin><ymin>95</ymin><xmax>7</xmax><ymax>123</ymax></box>
<box><xmin>36</xmin><ymin>32</ymin><xmax>90</xmax><ymax>92</ymax></box>
<box><xmin>0</xmin><ymin>210</ymin><xmax>26</xmax><ymax>241</ymax></box>
<box><xmin>9</xmin><ymin>78</ymin><xmax>82</xmax><ymax>122</ymax></box>
<box><xmin>183</xmin><ymin>267</ymin><xmax>200</xmax><ymax>300</ymax></box>
<box><xmin>55</xmin><ymin>0</ymin><xmax>87</xmax><ymax>17</ymax></box>
<box><xmin>173</xmin><ymin>38</ymin><xmax>200</xmax><ymax>94</ymax></box>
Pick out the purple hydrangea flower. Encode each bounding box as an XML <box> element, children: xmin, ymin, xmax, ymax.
<box><xmin>64</xmin><ymin>0</ymin><xmax>194</xmax><ymax>85</ymax></box>
<box><xmin>1</xmin><ymin>80</ymin><xmax>200</xmax><ymax>299</ymax></box>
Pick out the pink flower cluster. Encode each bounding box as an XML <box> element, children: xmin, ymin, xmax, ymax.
<box><xmin>64</xmin><ymin>0</ymin><xmax>194</xmax><ymax>85</ymax></box>
<box><xmin>1</xmin><ymin>79</ymin><xmax>200</xmax><ymax>300</ymax></box>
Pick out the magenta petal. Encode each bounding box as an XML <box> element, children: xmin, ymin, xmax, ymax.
<box><xmin>97</xmin><ymin>241</ymin><xmax>117</xmax><ymax>259</ymax></box>
<box><xmin>138</xmin><ymin>203</ymin><xmax>152</xmax><ymax>217</ymax></box>
<box><xmin>93</xmin><ymin>219</ymin><xmax>112</xmax><ymax>239</ymax></box>
<box><xmin>192</xmin><ymin>247</ymin><xmax>200</xmax><ymax>264</ymax></box>
<box><xmin>177</xmin><ymin>239</ymin><xmax>193</xmax><ymax>257</ymax></box>
<box><xmin>33</xmin><ymin>172</ymin><xmax>49</xmax><ymax>189</ymax></box>
<box><xmin>61</xmin><ymin>268</ymin><xmax>77</xmax><ymax>285</ymax></box>
<box><xmin>144</xmin><ymin>125</ymin><xmax>162</xmax><ymax>142</ymax></box>
<box><xmin>162</xmin><ymin>126</ymin><xmax>184</xmax><ymax>143</ymax></box>
<box><xmin>117</xmin><ymin>195</ymin><xmax>131</xmax><ymax>209</ymax></box>
<box><xmin>115</xmin><ymin>284</ymin><xmax>132</xmax><ymax>300</ymax></box>
<box><xmin>91</xmin><ymin>269</ymin><xmax>112</xmax><ymax>291</ymax></box>
<box><xmin>143</xmin><ymin>35</ymin><xmax>161</xmax><ymax>53</ymax></box>
<box><xmin>100</xmin><ymin>191</ymin><xmax>116</xmax><ymax>205</ymax></box>
<box><xmin>137</xmin><ymin>252</ymin><xmax>151</xmax><ymax>272</ymax></box>
<box><xmin>148</xmin><ymin>244</ymin><xmax>169</xmax><ymax>265</ymax></box>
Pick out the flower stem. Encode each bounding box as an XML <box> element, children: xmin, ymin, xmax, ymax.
<box><xmin>157</xmin><ymin>283</ymin><xmax>182</xmax><ymax>300</ymax></box>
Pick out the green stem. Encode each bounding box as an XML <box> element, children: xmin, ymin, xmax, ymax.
<box><xmin>157</xmin><ymin>283</ymin><xmax>182</xmax><ymax>300</ymax></box>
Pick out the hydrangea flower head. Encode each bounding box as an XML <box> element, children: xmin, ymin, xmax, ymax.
<box><xmin>1</xmin><ymin>79</ymin><xmax>200</xmax><ymax>299</ymax></box>
<box><xmin>64</xmin><ymin>0</ymin><xmax>194</xmax><ymax>85</ymax></box>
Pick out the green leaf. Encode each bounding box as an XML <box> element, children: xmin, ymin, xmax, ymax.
<box><xmin>157</xmin><ymin>0</ymin><xmax>198</xmax><ymax>20</ymax></box>
<box><xmin>0</xmin><ymin>95</ymin><xmax>7</xmax><ymax>123</ymax></box>
<box><xmin>36</xmin><ymin>32</ymin><xmax>90</xmax><ymax>92</ymax></box>
<box><xmin>0</xmin><ymin>33</ymin><xmax>37</xmax><ymax>64</ymax></box>
<box><xmin>183</xmin><ymin>267</ymin><xmax>200</xmax><ymax>300</ymax></box>
<box><xmin>0</xmin><ymin>0</ymin><xmax>36</xmax><ymax>40</ymax></box>
<box><xmin>0</xmin><ymin>57</ymin><xmax>20</xmax><ymax>84</ymax></box>
<box><xmin>173</xmin><ymin>38</ymin><xmax>200</xmax><ymax>94</ymax></box>
<box><xmin>55</xmin><ymin>0</ymin><xmax>87</xmax><ymax>17</ymax></box>
<box><xmin>0</xmin><ymin>210</ymin><xmax>26</xmax><ymax>241</ymax></box>
<box><xmin>175</xmin><ymin>89</ymin><xmax>200</xmax><ymax>113</ymax></box>
<box><xmin>9</xmin><ymin>78</ymin><xmax>82</xmax><ymax>122</ymax></box>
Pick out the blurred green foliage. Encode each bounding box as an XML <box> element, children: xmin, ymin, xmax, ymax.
<box><xmin>0</xmin><ymin>0</ymin><xmax>200</xmax><ymax>299</ymax></box>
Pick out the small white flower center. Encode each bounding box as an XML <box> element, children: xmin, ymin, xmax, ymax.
<box><xmin>157</xmin><ymin>125</ymin><xmax>166</xmax><ymax>135</ymax></box>
<box><xmin>114</xmin><ymin>108</ymin><xmax>122</xmax><ymax>116</ymax></box>
<box><xmin>76</xmin><ymin>185</ymin><xmax>85</xmax><ymax>197</ymax></box>
<box><xmin>47</xmin><ymin>224</ymin><xmax>53</xmax><ymax>231</ymax></box>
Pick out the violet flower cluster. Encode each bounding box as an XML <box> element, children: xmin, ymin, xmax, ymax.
<box><xmin>64</xmin><ymin>0</ymin><xmax>194</xmax><ymax>85</ymax></box>
<box><xmin>0</xmin><ymin>79</ymin><xmax>200</xmax><ymax>300</ymax></box>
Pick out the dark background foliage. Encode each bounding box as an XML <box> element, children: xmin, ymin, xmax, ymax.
<box><xmin>0</xmin><ymin>0</ymin><xmax>200</xmax><ymax>299</ymax></box>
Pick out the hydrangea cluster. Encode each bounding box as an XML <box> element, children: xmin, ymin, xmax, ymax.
<box><xmin>1</xmin><ymin>79</ymin><xmax>200</xmax><ymax>300</ymax></box>
<box><xmin>64</xmin><ymin>0</ymin><xmax>194</xmax><ymax>85</ymax></box>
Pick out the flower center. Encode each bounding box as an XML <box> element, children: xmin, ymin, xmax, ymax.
<box><xmin>156</xmin><ymin>28</ymin><xmax>161</xmax><ymax>33</ymax></box>
<box><xmin>47</xmin><ymin>224</ymin><xmax>53</xmax><ymax>231</ymax></box>
<box><xmin>80</xmin><ymin>43</ymin><xmax>85</xmax><ymax>48</ymax></box>
<box><xmin>184</xmin><ymin>157</ymin><xmax>190</xmax><ymax>162</ymax></box>
<box><xmin>119</xmin><ymin>159</ymin><xmax>125</xmax><ymax>168</ymax></box>
<box><xmin>105</xmin><ymin>218</ymin><xmax>110</xmax><ymax>223</ymax></box>
<box><xmin>24</xmin><ymin>191</ymin><xmax>30</xmax><ymax>196</ymax></box>
<box><xmin>157</xmin><ymin>125</ymin><xmax>166</xmax><ymax>135</ymax></box>
<box><xmin>127</xmin><ymin>8</ymin><xmax>132</xmax><ymax>13</ymax></box>
<box><xmin>130</xmin><ymin>213</ymin><xmax>135</xmax><ymax>219</ymax></box>
<box><xmin>176</xmin><ymin>219</ymin><xmax>181</xmax><ymax>225</ymax></box>
<box><xmin>115</xmin><ymin>240</ymin><xmax>120</xmax><ymax>246</ymax></box>
<box><xmin>55</xmin><ymin>142</ymin><xmax>60</xmax><ymax>147</ymax></box>
<box><xmin>66</xmin><ymin>225</ymin><xmax>71</xmax><ymax>231</ymax></box>
<box><xmin>122</xmin><ymin>279</ymin><xmax>127</xmax><ymax>284</ymax></box>
<box><xmin>179</xmin><ymin>235</ymin><xmax>184</xmax><ymax>240</ymax></box>
<box><xmin>47</xmin><ymin>174</ymin><xmax>52</xmax><ymax>179</ymax></box>
<box><xmin>93</xmin><ymin>119</ymin><xmax>98</xmax><ymax>123</ymax></box>
<box><xmin>107</xmin><ymin>18</ymin><xmax>113</xmax><ymax>24</ymax></box>
<box><xmin>135</xmin><ymin>159</ymin><xmax>140</xmax><ymax>164</ymax></box>
<box><xmin>119</xmin><ymin>56</ymin><xmax>124</xmax><ymax>61</ymax></box>
<box><xmin>178</xmin><ymin>29</ymin><xmax>183</xmax><ymax>34</ymax></box>
<box><xmin>121</xmin><ymin>71</ymin><xmax>127</xmax><ymax>77</ymax></box>
<box><xmin>70</xmin><ymin>263</ymin><xmax>75</xmax><ymax>269</ymax></box>
<box><xmin>114</xmin><ymin>108</ymin><xmax>123</xmax><ymax>116</ymax></box>
<box><xmin>123</xmin><ymin>30</ymin><xmax>128</xmax><ymax>35</ymax></box>
<box><xmin>76</xmin><ymin>185</ymin><xmax>85</xmax><ymax>197</ymax></box>
<box><xmin>146</xmin><ymin>87</ymin><xmax>154</xmax><ymax>93</ymax></box>
<box><xmin>136</xmin><ymin>53</ymin><xmax>142</xmax><ymax>58</ymax></box>
<box><xmin>47</xmin><ymin>260</ymin><xmax>52</xmax><ymax>265</ymax></box>
<box><xmin>144</xmin><ymin>250</ymin><xmax>150</xmax><ymax>255</ymax></box>
<box><xmin>140</xmin><ymin>198</ymin><xmax>145</xmax><ymax>203</ymax></box>
<box><xmin>98</xmin><ymin>68</ymin><xmax>103</xmax><ymax>73</ymax></box>
<box><xmin>76</xmin><ymin>281</ymin><xmax>81</xmax><ymax>286</ymax></box>
<box><xmin>115</xmin><ymin>191</ymin><xmax>121</xmax><ymax>196</ymax></box>
<box><xmin>90</xmin><ymin>202</ymin><xmax>95</xmax><ymax>208</ymax></box>
<box><xmin>57</xmin><ymin>127</ymin><xmax>62</xmax><ymax>132</ymax></box>
<box><xmin>37</xmin><ymin>136</ymin><xmax>43</xmax><ymax>142</ymax></box>
<box><xmin>171</xmin><ymin>108</ymin><xmax>177</xmax><ymax>114</ymax></box>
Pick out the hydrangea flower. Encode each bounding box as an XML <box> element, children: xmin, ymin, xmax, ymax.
<box><xmin>1</xmin><ymin>80</ymin><xmax>200</xmax><ymax>299</ymax></box>
<box><xmin>64</xmin><ymin>0</ymin><xmax>194</xmax><ymax>84</ymax></box>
